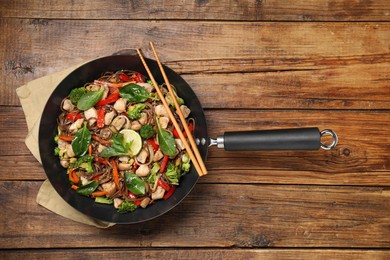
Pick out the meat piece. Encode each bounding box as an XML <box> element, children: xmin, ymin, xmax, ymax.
<box><xmin>101</xmin><ymin>181</ymin><xmax>116</xmax><ymax>197</ymax></box>
<box><xmin>62</xmin><ymin>99</ymin><xmax>75</xmax><ymax>112</ymax></box>
<box><xmin>136</xmin><ymin>149</ymin><xmax>148</xmax><ymax>164</ymax></box>
<box><xmin>136</xmin><ymin>164</ymin><xmax>150</xmax><ymax>177</ymax></box>
<box><xmin>84</xmin><ymin>107</ymin><xmax>97</xmax><ymax>126</ymax></box>
<box><xmin>151</xmin><ymin>186</ymin><xmax>165</xmax><ymax>200</ymax></box>
<box><xmin>113</xmin><ymin>98</ymin><xmax>127</xmax><ymax>113</ymax></box>
<box><xmin>180</xmin><ymin>105</ymin><xmax>191</xmax><ymax>118</ymax></box>
<box><xmin>104</xmin><ymin>110</ymin><xmax>116</xmax><ymax>125</ymax></box>
<box><xmin>69</xmin><ymin>118</ymin><xmax>84</xmax><ymax>133</ymax></box>
<box><xmin>159</xmin><ymin>116</ymin><xmax>169</xmax><ymax>129</ymax></box>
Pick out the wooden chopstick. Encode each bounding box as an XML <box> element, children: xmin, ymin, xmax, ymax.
<box><xmin>136</xmin><ymin>49</ymin><xmax>206</xmax><ymax>176</ymax></box>
<box><xmin>149</xmin><ymin>42</ymin><xmax>208</xmax><ymax>176</ymax></box>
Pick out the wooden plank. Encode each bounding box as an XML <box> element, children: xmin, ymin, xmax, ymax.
<box><xmin>1</xmin><ymin>181</ymin><xmax>389</xmax><ymax>248</ymax></box>
<box><xmin>1</xmin><ymin>107</ymin><xmax>389</xmax><ymax>186</ymax></box>
<box><xmin>1</xmin><ymin>0</ymin><xmax>389</xmax><ymax>21</ymax></box>
<box><xmin>2</xmin><ymin>19</ymin><xmax>389</xmax><ymax>108</ymax></box>
<box><xmin>1</xmin><ymin>249</ymin><xmax>389</xmax><ymax>259</ymax></box>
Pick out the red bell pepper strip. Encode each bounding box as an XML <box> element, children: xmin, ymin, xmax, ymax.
<box><xmin>95</xmin><ymin>156</ymin><xmax>108</xmax><ymax>165</ymax></box>
<box><xmin>128</xmin><ymin>191</ymin><xmax>137</xmax><ymax>199</ymax></box>
<box><xmin>163</xmin><ymin>186</ymin><xmax>176</xmax><ymax>200</ymax></box>
<box><xmin>65</xmin><ymin>111</ymin><xmax>83</xmax><ymax>121</ymax></box>
<box><xmin>135</xmin><ymin>73</ymin><xmax>144</xmax><ymax>83</ymax></box>
<box><xmin>147</xmin><ymin>139</ymin><xmax>159</xmax><ymax>152</ymax></box>
<box><xmin>158</xmin><ymin>178</ymin><xmax>171</xmax><ymax>191</ymax></box>
<box><xmin>160</xmin><ymin>155</ymin><xmax>169</xmax><ymax>173</ymax></box>
<box><xmin>58</xmin><ymin>135</ymin><xmax>73</xmax><ymax>142</ymax></box>
<box><xmin>97</xmin><ymin>107</ymin><xmax>105</xmax><ymax>128</ymax></box>
<box><xmin>95</xmin><ymin>92</ymin><xmax>120</xmax><ymax>107</ymax></box>
<box><xmin>173</xmin><ymin>123</ymin><xmax>193</xmax><ymax>138</ymax></box>
<box><xmin>118</xmin><ymin>73</ymin><xmax>131</xmax><ymax>81</ymax></box>
<box><xmin>134</xmin><ymin>199</ymin><xmax>142</xmax><ymax>206</ymax></box>
<box><xmin>91</xmin><ymin>174</ymin><xmax>101</xmax><ymax>181</ymax></box>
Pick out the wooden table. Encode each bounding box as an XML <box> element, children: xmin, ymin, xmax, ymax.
<box><xmin>1</xmin><ymin>1</ymin><xmax>389</xmax><ymax>259</ymax></box>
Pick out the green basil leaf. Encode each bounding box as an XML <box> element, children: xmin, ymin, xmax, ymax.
<box><xmin>124</xmin><ymin>172</ymin><xmax>145</xmax><ymax>195</ymax></box>
<box><xmin>120</xmin><ymin>84</ymin><xmax>150</xmax><ymax>103</ymax></box>
<box><xmin>100</xmin><ymin>133</ymin><xmax>128</xmax><ymax>158</ymax></box>
<box><xmin>71</xmin><ymin>123</ymin><xmax>91</xmax><ymax>156</ymax></box>
<box><xmin>157</xmin><ymin>118</ymin><xmax>176</xmax><ymax>157</ymax></box>
<box><xmin>77</xmin><ymin>89</ymin><xmax>104</xmax><ymax>110</ymax></box>
<box><xmin>76</xmin><ymin>180</ymin><xmax>98</xmax><ymax>196</ymax></box>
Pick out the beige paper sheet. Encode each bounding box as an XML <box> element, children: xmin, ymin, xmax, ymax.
<box><xmin>16</xmin><ymin>63</ymin><xmax>115</xmax><ymax>228</ymax></box>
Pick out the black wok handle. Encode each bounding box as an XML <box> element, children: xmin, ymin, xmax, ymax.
<box><xmin>212</xmin><ymin>128</ymin><xmax>338</xmax><ymax>151</ymax></box>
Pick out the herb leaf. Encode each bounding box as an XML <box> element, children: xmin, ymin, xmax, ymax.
<box><xmin>157</xmin><ymin>117</ymin><xmax>176</xmax><ymax>157</ymax></box>
<box><xmin>71</xmin><ymin>123</ymin><xmax>91</xmax><ymax>156</ymax></box>
<box><xmin>76</xmin><ymin>180</ymin><xmax>99</xmax><ymax>196</ymax></box>
<box><xmin>120</xmin><ymin>84</ymin><xmax>150</xmax><ymax>103</ymax></box>
<box><xmin>124</xmin><ymin>172</ymin><xmax>146</xmax><ymax>195</ymax></box>
<box><xmin>77</xmin><ymin>89</ymin><xmax>104</xmax><ymax>110</ymax></box>
<box><xmin>100</xmin><ymin>133</ymin><xmax>130</xmax><ymax>157</ymax></box>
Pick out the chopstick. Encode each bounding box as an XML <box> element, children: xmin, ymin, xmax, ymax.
<box><xmin>136</xmin><ymin>48</ymin><xmax>207</xmax><ymax>176</ymax></box>
<box><xmin>149</xmin><ymin>42</ymin><xmax>208</xmax><ymax>176</ymax></box>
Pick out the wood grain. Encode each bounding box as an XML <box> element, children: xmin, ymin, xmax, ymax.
<box><xmin>1</xmin><ymin>19</ymin><xmax>389</xmax><ymax>108</ymax></box>
<box><xmin>1</xmin><ymin>249</ymin><xmax>389</xmax><ymax>259</ymax></box>
<box><xmin>1</xmin><ymin>0</ymin><xmax>389</xmax><ymax>21</ymax></box>
<box><xmin>1</xmin><ymin>181</ymin><xmax>389</xmax><ymax>249</ymax></box>
<box><xmin>1</xmin><ymin>107</ymin><xmax>389</xmax><ymax>186</ymax></box>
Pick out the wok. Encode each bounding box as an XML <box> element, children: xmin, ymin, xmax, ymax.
<box><xmin>39</xmin><ymin>54</ymin><xmax>338</xmax><ymax>224</ymax></box>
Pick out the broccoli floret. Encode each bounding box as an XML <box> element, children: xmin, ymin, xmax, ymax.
<box><xmin>127</xmin><ymin>104</ymin><xmax>146</xmax><ymax>120</ymax></box>
<box><xmin>140</xmin><ymin>124</ymin><xmax>155</xmax><ymax>139</ymax></box>
<box><xmin>146</xmin><ymin>162</ymin><xmax>160</xmax><ymax>184</ymax></box>
<box><xmin>165</xmin><ymin>163</ymin><xmax>180</xmax><ymax>184</ymax></box>
<box><xmin>54</xmin><ymin>147</ymin><xmax>60</xmax><ymax>156</ymax></box>
<box><xmin>69</xmin><ymin>87</ymin><xmax>86</xmax><ymax>104</ymax></box>
<box><xmin>117</xmin><ymin>200</ymin><xmax>137</xmax><ymax>213</ymax></box>
<box><xmin>182</xmin><ymin>163</ymin><xmax>191</xmax><ymax>173</ymax></box>
<box><xmin>70</xmin><ymin>155</ymin><xmax>94</xmax><ymax>173</ymax></box>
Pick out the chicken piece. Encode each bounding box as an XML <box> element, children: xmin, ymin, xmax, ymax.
<box><xmin>175</xmin><ymin>138</ymin><xmax>185</xmax><ymax>151</ymax></box>
<box><xmin>111</xmin><ymin>115</ymin><xmax>127</xmax><ymax>131</ymax></box>
<box><xmin>153</xmin><ymin>149</ymin><xmax>164</xmax><ymax>162</ymax></box>
<box><xmin>118</xmin><ymin>163</ymin><xmax>132</xmax><ymax>171</ymax></box>
<box><xmin>113</xmin><ymin>198</ymin><xmax>123</xmax><ymax>209</ymax></box>
<box><xmin>131</xmin><ymin>121</ymin><xmax>142</xmax><ymax>131</ymax></box>
<box><xmin>62</xmin><ymin>99</ymin><xmax>75</xmax><ymax>112</ymax></box>
<box><xmin>69</xmin><ymin>118</ymin><xmax>84</xmax><ymax>133</ymax></box>
<box><xmin>155</xmin><ymin>104</ymin><xmax>169</xmax><ymax>117</ymax></box>
<box><xmin>137</xmin><ymin>82</ymin><xmax>154</xmax><ymax>93</ymax></box>
<box><xmin>151</xmin><ymin>186</ymin><xmax>165</xmax><ymax>200</ymax></box>
<box><xmin>159</xmin><ymin>116</ymin><xmax>169</xmax><ymax>129</ymax></box>
<box><xmin>84</xmin><ymin>107</ymin><xmax>97</xmax><ymax>126</ymax></box>
<box><xmin>101</xmin><ymin>181</ymin><xmax>116</xmax><ymax>197</ymax></box>
<box><xmin>180</xmin><ymin>105</ymin><xmax>191</xmax><ymax>118</ymax></box>
<box><xmin>113</xmin><ymin>98</ymin><xmax>127</xmax><ymax>113</ymax></box>
<box><xmin>60</xmin><ymin>159</ymin><xmax>69</xmax><ymax>168</ymax></box>
<box><xmin>101</xmin><ymin>85</ymin><xmax>109</xmax><ymax>100</ymax></box>
<box><xmin>97</xmin><ymin>144</ymin><xmax>106</xmax><ymax>153</ymax></box>
<box><xmin>136</xmin><ymin>164</ymin><xmax>150</xmax><ymax>177</ymax></box>
<box><xmin>138</xmin><ymin>112</ymin><xmax>148</xmax><ymax>125</ymax></box>
<box><xmin>136</xmin><ymin>149</ymin><xmax>149</xmax><ymax>164</ymax></box>
<box><xmin>66</xmin><ymin>143</ymin><xmax>75</xmax><ymax>158</ymax></box>
<box><xmin>104</xmin><ymin>110</ymin><xmax>116</xmax><ymax>125</ymax></box>
<box><xmin>57</xmin><ymin>139</ymin><xmax>67</xmax><ymax>150</ymax></box>
<box><xmin>140</xmin><ymin>197</ymin><xmax>151</xmax><ymax>208</ymax></box>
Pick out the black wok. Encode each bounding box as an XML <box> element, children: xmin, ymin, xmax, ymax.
<box><xmin>39</xmin><ymin>54</ymin><xmax>337</xmax><ymax>224</ymax></box>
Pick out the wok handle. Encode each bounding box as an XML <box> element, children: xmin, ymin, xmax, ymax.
<box><xmin>214</xmin><ymin>128</ymin><xmax>338</xmax><ymax>151</ymax></box>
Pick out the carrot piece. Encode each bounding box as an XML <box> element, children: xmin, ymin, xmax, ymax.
<box><xmin>58</xmin><ymin>135</ymin><xmax>73</xmax><ymax>142</ymax></box>
<box><xmin>92</xmin><ymin>135</ymin><xmax>111</xmax><ymax>145</ymax></box>
<box><xmin>68</xmin><ymin>169</ymin><xmax>79</xmax><ymax>184</ymax></box>
<box><xmin>91</xmin><ymin>190</ymin><xmax>109</xmax><ymax>198</ymax></box>
<box><xmin>94</xmin><ymin>80</ymin><xmax>135</xmax><ymax>88</ymax></box>
<box><xmin>71</xmin><ymin>185</ymin><xmax>79</xmax><ymax>190</ymax></box>
<box><xmin>110</xmin><ymin>159</ymin><xmax>119</xmax><ymax>189</ymax></box>
<box><xmin>88</xmin><ymin>144</ymin><xmax>92</xmax><ymax>155</ymax></box>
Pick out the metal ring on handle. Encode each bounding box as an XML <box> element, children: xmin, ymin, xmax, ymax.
<box><xmin>320</xmin><ymin>129</ymin><xmax>338</xmax><ymax>150</ymax></box>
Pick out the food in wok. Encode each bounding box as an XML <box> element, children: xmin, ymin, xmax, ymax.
<box><xmin>54</xmin><ymin>70</ymin><xmax>194</xmax><ymax>213</ymax></box>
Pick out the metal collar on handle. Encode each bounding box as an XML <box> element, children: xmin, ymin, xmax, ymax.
<box><xmin>320</xmin><ymin>129</ymin><xmax>338</xmax><ymax>150</ymax></box>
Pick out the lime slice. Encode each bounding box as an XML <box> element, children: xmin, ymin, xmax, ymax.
<box><xmin>119</xmin><ymin>129</ymin><xmax>142</xmax><ymax>156</ymax></box>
